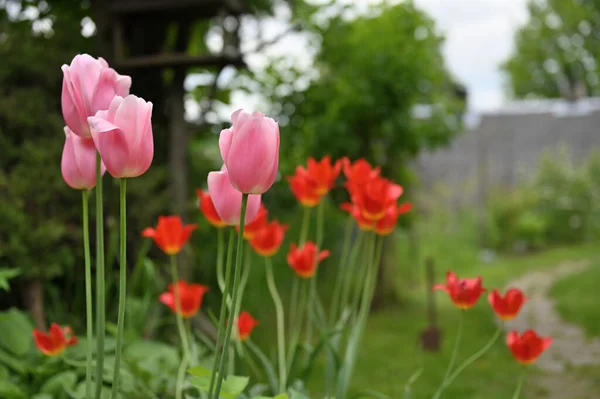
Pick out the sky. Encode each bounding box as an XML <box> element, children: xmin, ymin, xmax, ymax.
<box><xmin>212</xmin><ymin>0</ymin><xmax>532</xmax><ymax>115</ymax></box>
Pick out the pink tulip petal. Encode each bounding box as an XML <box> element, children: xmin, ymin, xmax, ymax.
<box><xmin>207</xmin><ymin>169</ymin><xmax>262</xmax><ymax>225</ymax></box>
<box><xmin>115</xmin><ymin>74</ymin><xmax>132</xmax><ymax>97</ymax></box>
<box><xmin>227</xmin><ymin>116</ymin><xmax>278</xmax><ymax>193</ymax></box>
<box><xmin>61</xmin><ymin>65</ymin><xmax>90</xmax><ymax>138</ymax></box>
<box><xmin>90</xmin><ymin>68</ymin><xmax>120</xmax><ymax>115</ymax></box>
<box><xmin>218</xmin><ymin>128</ymin><xmax>233</xmax><ymax>163</ymax></box>
<box><xmin>89</xmin><ymin>117</ymin><xmax>129</xmax><ymax>178</ymax></box>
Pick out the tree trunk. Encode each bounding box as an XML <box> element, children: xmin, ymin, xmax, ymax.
<box><xmin>23</xmin><ymin>279</ymin><xmax>46</xmax><ymax>330</ymax></box>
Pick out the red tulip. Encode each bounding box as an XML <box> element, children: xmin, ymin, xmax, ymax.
<box><xmin>236</xmin><ymin>311</ymin><xmax>259</xmax><ymax>341</ymax></box>
<box><xmin>488</xmin><ymin>288</ymin><xmax>527</xmax><ymax>320</ymax></box>
<box><xmin>304</xmin><ymin>156</ymin><xmax>342</xmax><ymax>195</ymax></box>
<box><xmin>375</xmin><ymin>203</ymin><xmax>412</xmax><ymax>236</ymax></box>
<box><xmin>350</xmin><ymin>176</ymin><xmax>404</xmax><ymax>221</ymax></box>
<box><xmin>340</xmin><ymin>202</ymin><xmax>373</xmax><ymax>231</ymax></box>
<box><xmin>433</xmin><ymin>271</ymin><xmax>486</xmax><ymax>309</ymax></box>
<box><xmin>506</xmin><ymin>329</ymin><xmax>552</xmax><ymax>365</ymax></box>
<box><xmin>288</xmin><ymin>167</ymin><xmax>321</xmax><ymax>207</ymax></box>
<box><xmin>142</xmin><ymin>216</ymin><xmax>197</xmax><ymax>255</ymax></box>
<box><xmin>196</xmin><ymin>189</ymin><xmax>226</xmax><ymax>228</ymax></box>
<box><xmin>237</xmin><ymin>204</ymin><xmax>268</xmax><ymax>240</ymax></box>
<box><xmin>33</xmin><ymin>323</ymin><xmax>78</xmax><ymax>356</ymax></box>
<box><xmin>287</xmin><ymin>241</ymin><xmax>330</xmax><ymax>278</ymax></box>
<box><xmin>342</xmin><ymin>158</ymin><xmax>380</xmax><ymax>185</ymax></box>
<box><xmin>159</xmin><ymin>280</ymin><xmax>209</xmax><ymax>318</ymax></box>
<box><xmin>249</xmin><ymin>221</ymin><xmax>288</xmax><ymax>257</ymax></box>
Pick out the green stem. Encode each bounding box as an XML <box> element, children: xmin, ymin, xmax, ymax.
<box><xmin>187</xmin><ymin>319</ymin><xmax>198</xmax><ymax>367</ymax></box>
<box><xmin>81</xmin><ymin>190</ymin><xmax>93</xmax><ymax>399</ymax></box>
<box><xmin>94</xmin><ymin>152</ymin><xmax>105</xmax><ymax>399</ymax></box>
<box><xmin>287</xmin><ymin>279</ymin><xmax>309</xmax><ymax>372</ymax></box>
<box><xmin>304</xmin><ymin>200</ymin><xmax>325</xmax><ymax>353</ymax></box>
<box><xmin>216</xmin><ymin>228</ymin><xmax>226</xmax><ymax>293</ymax></box>
<box><xmin>329</xmin><ymin>218</ymin><xmax>353</xmax><ymax>323</ymax></box>
<box><xmin>350</xmin><ymin>234</ymin><xmax>371</xmax><ymax>316</ymax></box>
<box><xmin>110</xmin><ymin>179</ymin><xmax>127</xmax><ymax>398</ymax></box>
<box><xmin>338</xmin><ymin>232</ymin><xmax>364</xmax><ymax>316</ymax></box>
<box><xmin>288</xmin><ymin>207</ymin><xmax>311</xmax><ymax>331</ymax></box>
<box><xmin>239</xmin><ymin>243</ymin><xmax>252</xmax><ymax>309</ymax></box>
<box><xmin>440</xmin><ymin>326</ymin><xmax>502</xmax><ymax>392</ymax></box>
<box><xmin>265</xmin><ymin>258</ymin><xmax>287</xmax><ymax>392</ymax></box>
<box><xmin>336</xmin><ymin>232</ymin><xmax>377</xmax><ymax>399</ymax></box>
<box><xmin>175</xmin><ymin>355</ymin><xmax>188</xmax><ymax>399</ymax></box>
<box><xmin>511</xmin><ymin>368</ymin><xmax>527</xmax><ymax>399</ymax></box>
<box><xmin>432</xmin><ymin>311</ymin><xmax>465</xmax><ymax>399</ymax></box>
<box><xmin>208</xmin><ymin>228</ymin><xmax>235</xmax><ymax>396</ymax></box>
<box><xmin>170</xmin><ymin>255</ymin><xmax>192</xmax><ymax>399</ymax></box>
<box><xmin>213</xmin><ymin>194</ymin><xmax>249</xmax><ymax>399</ymax></box>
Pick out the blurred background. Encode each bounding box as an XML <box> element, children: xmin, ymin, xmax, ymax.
<box><xmin>2</xmin><ymin>0</ymin><xmax>600</xmax><ymax>398</ymax></box>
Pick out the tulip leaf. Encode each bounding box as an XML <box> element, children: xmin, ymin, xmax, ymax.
<box><xmin>187</xmin><ymin>366</ymin><xmax>250</xmax><ymax>399</ymax></box>
<box><xmin>40</xmin><ymin>370</ymin><xmax>77</xmax><ymax>395</ymax></box>
<box><xmin>244</xmin><ymin>339</ymin><xmax>279</xmax><ymax>393</ymax></box>
<box><xmin>348</xmin><ymin>390</ymin><xmax>389</xmax><ymax>399</ymax></box>
<box><xmin>252</xmin><ymin>395</ymin><xmax>289</xmax><ymax>399</ymax></box>
<box><xmin>0</xmin><ymin>308</ymin><xmax>32</xmax><ymax>356</ymax></box>
<box><xmin>0</xmin><ymin>380</ymin><xmax>25</xmax><ymax>399</ymax></box>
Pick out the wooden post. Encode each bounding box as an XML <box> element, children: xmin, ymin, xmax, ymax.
<box><xmin>420</xmin><ymin>257</ymin><xmax>441</xmax><ymax>351</ymax></box>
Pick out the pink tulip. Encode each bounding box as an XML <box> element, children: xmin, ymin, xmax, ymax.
<box><xmin>88</xmin><ymin>95</ymin><xmax>154</xmax><ymax>179</ymax></box>
<box><xmin>61</xmin><ymin>54</ymin><xmax>131</xmax><ymax>138</ymax></box>
<box><xmin>61</xmin><ymin>127</ymin><xmax>106</xmax><ymax>190</ymax></box>
<box><xmin>207</xmin><ymin>167</ymin><xmax>262</xmax><ymax>225</ymax></box>
<box><xmin>218</xmin><ymin>109</ymin><xmax>279</xmax><ymax>194</ymax></box>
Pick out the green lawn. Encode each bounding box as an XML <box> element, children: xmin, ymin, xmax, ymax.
<box><xmin>550</xmin><ymin>260</ymin><xmax>600</xmax><ymax>338</ymax></box>
<box><xmin>336</xmin><ymin>243</ymin><xmax>600</xmax><ymax>399</ymax></box>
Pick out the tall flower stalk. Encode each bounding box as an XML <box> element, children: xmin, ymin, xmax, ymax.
<box><xmin>208</xmin><ymin>228</ymin><xmax>236</xmax><ymax>396</ymax></box>
<box><xmin>94</xmin><ymin>153</ymin><xmax>106</xmax><ymax>399</ymax></box>
<box><xmin>212</xmin><ymin>195</ymin><xmax>249</xmax><ymax>399</ymax></box>
<box><xmin>81</xmin><ymin>190</ymin><xmax>93</xmax><ymax>399</ymax></box>
<box><xmin>265</xmin><ymin>257</ymin><xmax>287</xmax><ymax>392</ymax></box>
<box><xmin>110</xmin><ymin>178</ymin><xmax>127</xmax><ymax>398</ymax></box>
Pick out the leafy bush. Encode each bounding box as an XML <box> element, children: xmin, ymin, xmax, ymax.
<box><xmin>489</xmin><ymin>145</ymin><xmax>600</xmax><ymax>252</ymax></box>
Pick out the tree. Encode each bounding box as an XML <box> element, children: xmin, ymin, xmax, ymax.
<box><xmin>248</xmin><ymin>1</ymin><xmax>464</xmax><ymax>307</ymax></box>
<box><xmin>503</xmin><ymin>0</ymin><xmax>600</xmax><ymax>99</ymax></box>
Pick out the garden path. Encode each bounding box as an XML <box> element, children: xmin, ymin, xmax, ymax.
<box><xmin>503</xmin><ymin>260</ymin><xmax>600</xmax><ymax>399</ymax></box>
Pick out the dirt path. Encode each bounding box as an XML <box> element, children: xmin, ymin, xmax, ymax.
<box><xmin>503</xmin><ymin>260</ymin><xmax>600</xmax><ymax>399</ymax></box>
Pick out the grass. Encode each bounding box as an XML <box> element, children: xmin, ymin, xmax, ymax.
<box><xmin>303</xmin><ymin>203</ymin><xmax>600</xmax><ymax>399</ymax></box>
<box><xmin>337</xmin><ymin>243</ymin><xmax>600</xmax><ymax>399</ymax></box>
<box><xmin>550</xmin><ymin>260</ymin><xmax>600</xmax><ymax>338</ymax></box>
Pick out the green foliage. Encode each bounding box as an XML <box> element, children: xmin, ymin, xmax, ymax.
<box><xmin>503</xmin><ymin>0</ymin><xmax>600</xmax><ymax>98</ymax></box>
<box><xmin>551</xmin><ymin>261</ymin><xmax>600</xmax><ymax>338</ymax></box>
<box><xmin>244</xmin><ymin>2</ymin><xmax>462</xmax><ymax>182</ymax></box>
<box><xmin>489</xmin><ymin>146</ymin><xmax>600</xmax><ymax>252</ymax></box>
<box><xmin>0</xmin><ymin>268</ymin><xmax>21</xmax><ymax>291</ymax></box>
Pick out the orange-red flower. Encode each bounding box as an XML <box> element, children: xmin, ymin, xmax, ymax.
<box><xmin>433</xmin><ymin>271</ymin><xmax>486</xmax><ymax>309</ymax></box>
<box><xmin>506</xmin><ymin>329</ymin><xmax>552</xmax><ymax>365</ymax></box>
<box><xmin>33</xmin><ymin>323</ymin><xmax>78</xmax><ymax>356</ymax></box>
<box><xmin>142</xmin><ymin>216</ymin><xmax>197</xmax><ymax>255</ymax></box>
<box><xmin>488</xmin><ymin>288</ymin><xmax>527</xmax><ymax>320</ymax></box>
<box><xmin>342</xmin><ymin>157</ymin><xmax>380</xmax><ymax>190</ymax></box>
<box><xmin>288</xmin><ymin>167</ymin><xmax>321</xmax><ymax>207</ymax></box>
<box><xmin>249</xmin><ymin>221</ymin><xmax>288</xmax><ymax>257</ymax></box>
<box><xmin>350</xmin><ymin>176</ymin><xmax>404</xmax><ymax>221</ymax></box>
<box><xmin>236</xmin><ymin>311</ymin><xmax>259</xmax><ymax>341</ymax></box>
<box><xmin>341</xmin><ymin>202</ymin><xmax>373</xmax><ymax>231</ymax></box>
<box><xmin>287</xmin><ymin>241</ymin><xmax>330</xmax><ymax>278</ymax></box>
<box><xmin>375</xmin><ymin>203</ymin><xmax>412</xmax><ymax>236</ymax></box>
<box><xmin>237</xmin><ymin>204</ymin><xmax>268</xmax><ymax>240</ymax></box>
<box><xmin>159</xmin><ymin>280</ymin><xmax>209</xmax><ymax>318</ymax></box>
<box><xmin>304</xmin><ymin>156</ymin><xmax>342</xmax><ymax>195</ymax></box>
<box><xmin>196</xmin><ymin>189</ymin><xmax>226</xmax><ymax>228</ymax></box>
